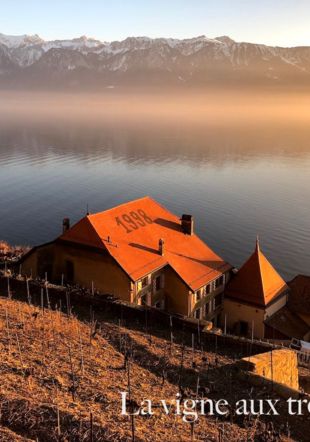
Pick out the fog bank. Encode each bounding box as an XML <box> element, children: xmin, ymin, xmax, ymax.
<box><xmin>1</xmin><ymin>90</ymin><xmax>310</xmax><ymax>129</ymax></box>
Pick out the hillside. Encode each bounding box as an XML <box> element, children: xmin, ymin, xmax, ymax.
<box><xmin>0</xmin><ymin>294</ymin><xmax>309</xmax><ymax>441</ymax></box>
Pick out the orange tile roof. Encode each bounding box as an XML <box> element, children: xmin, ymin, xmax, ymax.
<box><xmin>288</xmin><ymin>275</ymin><xmax>310</xmax><ymax>315</ymax></box>
<box><xmin>264</xmin><ymin>306</ymin><xmax>309</xmax><ymax>340</ymax></box>
<box><xmin>59</xmin><ymin>196</ymin><xmax>231</xmax><ymax>290</ymax></box>
<box><xmin>225</xmin><ymin>239</ymin><xmax>288</xmax><ymax>307</ymax></box>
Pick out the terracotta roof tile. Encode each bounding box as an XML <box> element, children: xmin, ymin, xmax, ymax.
<box><xmin>225</xmin><ymin>239</ymin><xmax>288</xmax><ymax>307</ymax></box>
<box><xmin>265</xmin><ymin>306</ymin><xmax>309</xmax><ymax>340</ymax></box>
<box><xmin>60</xmin><ymin>196</ymin><xmax>231</xmax><ymax>290</ymax></box>
<box><xmin>288</xmin><ymin>275</ymin><xmax>310</xmax><ymax>315</ymax></box>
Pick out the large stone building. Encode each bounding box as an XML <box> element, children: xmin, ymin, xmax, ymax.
<box><xmin>20</xmin><ymin>196</ymin><xmax>232</xmax><ymax>322</ymax></box>
<box><xmin>223</xmin><ymin>239</ymin><xmax>289</xmax><ymax>339</ymax></box>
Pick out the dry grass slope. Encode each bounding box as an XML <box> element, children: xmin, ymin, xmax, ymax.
<box><xmin>0</xmin><ymin>296</ymin><xmax>307</xmax><ymax>441</ymax></box>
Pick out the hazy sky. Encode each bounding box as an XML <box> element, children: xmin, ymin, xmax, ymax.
<box><xmin>1</xmin><ymin>0</ymin><xmax>310</xmax><ymax>47</ymax></box>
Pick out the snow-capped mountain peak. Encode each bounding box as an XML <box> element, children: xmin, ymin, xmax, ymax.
<box><xmin>215</xmin><ymin>36</ymin><xmax>235</xmax><ymax>45</ymax></box>
<box><xmin>0</xmin><ymin>32</ymin><xmax>310</xmax><ymax>88</ymax></box>
<box><xmin>0</xmin><ymin>33</ymin><xmax>43</xmax><ymax>48</ymax></box>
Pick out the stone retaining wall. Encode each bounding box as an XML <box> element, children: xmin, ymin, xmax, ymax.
<box><xmin>238</xmin><ymin>348</ymin><xmax>299</xmax><ymax>391</ymax></box>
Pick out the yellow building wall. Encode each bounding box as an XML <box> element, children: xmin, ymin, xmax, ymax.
<box><xmin>22</xmin><ymin>243</ymin><xmax>221</xmax><ymax>318</ymax></box>
<box><xmin>22</xmin><ymin>242</ymin><xmax>132</xmax><ymax>302</ymax></box>
<box><xmin>56</xmin><ymin>243</ymin><xmax>132</xmax><ymax>301</ymax></box>
<box><xmin>265</xmin><ymin>293</ymin><xmax>287</xmax><ymax>319</ymax></box>
<box><xmin>164</xmin><ymin>267</ymin><xmax>190</xmax><ymax>316</ymax></box>
<box><xmin>21</xmin><ymin>243</ymin><xmax>55</xmax><ymax>279</ymax></box>
<box><xmin>21</xmin><ymin>250</ymin><xmax>37</xmax><ymax>278</ymax></box>
<box><xmin>223</xmin><ymin>298</ymin><xmax>265</xmax><ymax>338</ymax></box>
<box><xmin>134</xmin><ymin>267</ymin><xmax>166</xmax><ymax>307</ymax></box>
<box><xmin>191</xmin><ymin>285</ymin><xmax>225</xmax><ymax>320</ymax></box>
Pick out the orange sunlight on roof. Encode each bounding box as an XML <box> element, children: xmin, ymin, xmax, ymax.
<box><xmin>225</xmin><ymin>239</ymin><xmax>288</xmax><ymax>307</ymax></box>
<box><xmin>60</xmin><ymin>196</ymin><xmax>231</xmax><ymax>290</ymax></box>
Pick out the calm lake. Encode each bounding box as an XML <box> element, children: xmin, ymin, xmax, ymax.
<box><xmin>0</xmin><ymin>113</ymin><xmax>310</xmax><ymax>281</ymax></box>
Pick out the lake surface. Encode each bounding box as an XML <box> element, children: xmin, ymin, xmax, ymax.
<box><xmin>0</xmin><ymin>118</ymin><xmax>310</xmax><ymax>281</ymax></box>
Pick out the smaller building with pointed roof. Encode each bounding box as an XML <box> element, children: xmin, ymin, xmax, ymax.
<box><xmin>223</xmin><ymin>239</ymin><xmax>289</xmax><ymax>339</ymax></box>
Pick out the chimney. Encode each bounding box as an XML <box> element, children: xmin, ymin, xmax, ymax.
<box><xmin>62</xmin><ymin>217</ymin><xmax>70</xmax><ymax>234</ymax></box>
<box><xmin>181</xmin><ymin>214</ymin><xmax>194</xmax><ymax>235</ymax></box>
<box><xmin>159</xmin><ymin>238</ymin><xmax>165</xmax><ymax>256</ymax></box>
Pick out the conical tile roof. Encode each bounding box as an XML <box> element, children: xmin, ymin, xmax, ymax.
<box><xmin>225</xmin><ymin>239</ymin><xmax>288</xmax><ymax>307</ymax></box>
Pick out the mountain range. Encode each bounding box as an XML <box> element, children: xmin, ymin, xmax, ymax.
<box><xmin>1</xmin><ymin>32</ymin><xmax>310</xmax><ymax>89</ymax></box>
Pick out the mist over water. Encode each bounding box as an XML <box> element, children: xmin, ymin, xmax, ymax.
<box><xmin>0</xmin><ymin>91</ymin><xmax>310</xmax><ymax>280</ymax></box>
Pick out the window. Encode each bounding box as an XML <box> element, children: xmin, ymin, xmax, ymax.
<box><xmin>155</xmin><ymin>275</ymin><xmax>161</xmax><ymax>291</ymax></box>
<box><xmin>141</xmin><ymin>293</ymin><xmax>148</xmax><ymax>306</ymax></box>
<box><xmin>140</xmin><ymin>291</ymin><xmax>151</xmax><ymax>306</ymax></box>
<box><xmin>215</xmin><ymin>294</ymin><xmax>222</xmax><ymax>307</ymax></box>
<box><xmin>215</xmin><ymin>275</ymin><xmax>224</xmax><ymax>289</ymax></box>
<box><xmin>141</xmin><ymin>276</ymin><xmax>149</xmax><ymax>288</ymax></box>
<box><xmin>206</xmin><ymin>284</ymin><xmax>211</xmax><ymax>294</ymax></box>
<box><xmin>154</xmin><ymin>299</ymin><xmax>165</xmax><ymax>309</ymax></box>
<box><xmin>195</xmin><ymin>308</ymin><xmax>201</xmax><ymax>319</ymax></box>
<box><xmin>214</xmin><ymin>314</ymin><xmax>220</xmax><ymax>327</ymax></box>
<box><xmin>196</xmin><ymin>290</ymin><xmax>201</xmax><ymax>301</ymax></box>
